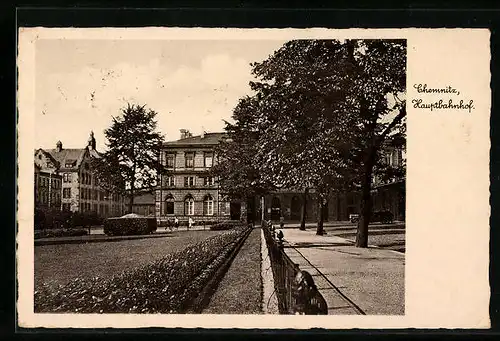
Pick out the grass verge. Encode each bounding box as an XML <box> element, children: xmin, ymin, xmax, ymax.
<box><xmin>202</xmin><ymin>228</ymin><xmax>262</xmax><ymax>314</ymax></box>
<box><xmin>35</xmin><ymin>230</ymin><xmax>224</xmax><ymax>290</ymax></box>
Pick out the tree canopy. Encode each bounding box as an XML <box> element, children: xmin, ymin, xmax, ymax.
<box><xmin>92</xmin><ymin>103</ymin><xmax>166</xmax><ymax>212</ymax></box>
<box><xmin>212</xmin><ymin>39</ymin><xmax>406</xmax><ymax>242</ymax></box>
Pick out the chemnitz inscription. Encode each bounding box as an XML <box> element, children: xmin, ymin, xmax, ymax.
<box><xmin>412</xmin><ymin>83</ymin><xmax>475</xmax><ymax>113</ymax></box>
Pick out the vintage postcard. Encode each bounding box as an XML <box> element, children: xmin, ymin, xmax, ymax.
<box><xmin>17</xmin><ymin>27</ymin><xmax>490</xmax><ymax>329</ymax></box>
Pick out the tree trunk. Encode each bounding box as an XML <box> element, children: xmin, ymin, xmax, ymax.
<box><xmin>300</xmin><ymin>188</ymin><xmax>308</xmax><ymax>230</ymax></box>
<box><xmin>316</xmin><ymin>196</ymin><xmax>324</xmax><ymax>235</ymax></box>
<box><xmin>128</xmin><ymin>186</ymin><xmax>134</xmax><ymax>214</ymax></box>
<box><xmin>355</xmin><ymin>151</ymin><xmax>376</xmax><ymax>247</ymax></box>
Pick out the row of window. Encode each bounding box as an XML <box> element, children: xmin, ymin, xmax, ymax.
<box><xmin>62</xmin><ymin>172</ymin><xmax>93</xmax><ymax>184</ymax></box>
<box><xmin>165</xmin><ymin>153</ymin><xmax>213</xmax><ymax>169</ymax></box>
<box><xmin>81</xmin><ymin>172</ymin><xmax>93</xmax><ymax>185</ymax></box>
<box><xmin>163</xmin><ymin>194</ymin><xmax>214</xmax><ymax>216</ymax></box>
<box><xmin>62</xmin><ymin>187</ymin><xmax>121</xmax><ymax>202</ymax></box>
<box><xmin>36</xmin><ymin>191</ymin><xmax>61</xmax><ymax>205</ymax></box>
<box><xmin>37</xmin><ymin>176</ymin><xmax>61</xmax><ymax>189</ymax></box>
<box><xmin>164</xmin><ymin>176</ymin><xmax>216</xmax><ymax>188</ymax></box>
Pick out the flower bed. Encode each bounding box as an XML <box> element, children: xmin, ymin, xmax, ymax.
<box><xmin>209</xmin><ymin>221</ymin><xmax>242</xmax><ymax>231</ymax></box>
<box><xmin>34</xmin><ymin>224</ymin><xmax>251</xmax><ymax>313</ymax></box>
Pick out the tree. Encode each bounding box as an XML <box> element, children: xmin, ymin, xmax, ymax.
<box><xmin>242</xmin><ymin>39</ymin><xmax>406</xmax><ymax>243</ymax></box>
<box><xmin>211</xmin><ymin>96</ymin><xmax>275</xmax><ymax>204</ymax></box>
<box><xmin>92</xmin><ymin>103</ymin><xmax>166</xmax><ymax>213</ymax></box>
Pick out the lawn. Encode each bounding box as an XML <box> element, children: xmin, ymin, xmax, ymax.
<box><xmin>34</xmin><ymin>230</ymin><xmax>224</xmax><ymax>291</ymax></box>
<box><xmin>202</xmin><ymin>228</ymin><xmax>262</xmax><ymax>314</ymax></box>
<box><xmin>324</xmin><ymin>223</ymin><xmax>406</xmax><ymax>252</ymax></box>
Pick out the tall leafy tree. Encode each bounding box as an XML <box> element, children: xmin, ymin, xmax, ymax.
<box><xmin>211</xmin><ymin>96</ymin><xmax>274</xmax><ymax>201</ymax></box>
<box><xmin>92</xmin><ymin>103</ymin><xmax>166</xmax><ymax>213</ymax></box>
<box><xmin>244</xmin><ymin>39</ymin><xmax>406</xmax><ymax>243</ymax></box>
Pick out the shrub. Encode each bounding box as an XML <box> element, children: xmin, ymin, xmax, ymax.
<box><xmin>103</xmin><ymin>214</ymin><xmax>157</xmax><ymax>236</ymax></box>
<box><xmin>34</xmin><ymin>224</ymin><xmax>251</xmax><ymax>313</ymax></box>
<box><xmin>209</xmin><ymin>220</ymin><xmax>240</xmax><ymax>231</ymax></box>
<box><xmin>34</xmin><ymin>228</ymin><xmax>88</xmax><ymax>239</ymax></box>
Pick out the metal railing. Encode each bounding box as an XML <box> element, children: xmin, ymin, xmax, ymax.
<box><xmin>262</xmin><ymin>222</ymin><xmax>328</xmax><ymax>315</ymax></box>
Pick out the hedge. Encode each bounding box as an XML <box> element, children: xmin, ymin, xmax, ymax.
<box><xmin>34</xmin><ymin>209</ymin><xmax>104</xmax><ymax>230</ymax></box>
<box><xmin>209</xmin><ymin>221</ymin><xmax>241</xmax><ymax>231</ymax></box>
<box><xmin>103</xmin><ymin>215</ymin><xmax>157</xmax><ymax>236</ymax></box>
<box><xmin>34</xmin><ymin>224</ymin><xmax>251</xmax><ymax>313</ymax></box>
<box><xmin>34</xmin><ymin>228</ymin><xmax>88</xmax><ymax>239</ymax></box>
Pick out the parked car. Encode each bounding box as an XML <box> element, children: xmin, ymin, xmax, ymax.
<box><xmin>371</xmin><ymin>210</ymin><xmax>394</xmax><ymax>224</ymax></box>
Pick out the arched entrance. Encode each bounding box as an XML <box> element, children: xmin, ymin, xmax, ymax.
<box><xmin>290</xmin><ymin>196</ymin><xmax>301</xmax><ymax>221</ymax></box>
<box><xmin>271</xmin><ymin>197</ymin><xmax>281</xmax><ymax>221</ymax></box>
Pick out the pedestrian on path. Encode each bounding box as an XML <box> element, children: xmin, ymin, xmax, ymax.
<box><xmin>188</xmin><ymin>217</ymin><xmax>194</xmax><ymax>230</ymax></box>
<box><xmin>280</xmin><ymin>216</ymin><xmax>285</xmax><ymax>229</ymax></box>
<box><xmin>293</xmin><ymin>270</ymin><xmax>328</xmax><ymax>315</ymax></box>
<box><xmin>174</xmin><ymin>217</ymin><xmax>179</xmax><ymax>229</ymax></box>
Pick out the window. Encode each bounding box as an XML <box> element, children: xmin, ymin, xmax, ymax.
<box><xmin>166</xmin><ymin>154</ymin><xmax>175</xmax><ymax>168</ymax></box>
<box><xmin>63</xmin><ymin>188</ymin><xmax>71</xmax><ymax>198</ymax></box>
<box><xmin>184</xmin><ymin>176</ymin><xmax>195</xmax><ymax>187</ymax></box>
<box><xmin>204</xmin><ymin>176</ymin><xmax>215</xmax><ymax>186</ymax></box>
<box><xmin>185</xmin><ymin>153</ymin><xmax>194</xmax><ymax>168</ymax></box>
<box><xmin>204</xmin><ymin>153</ymin><xmax>213</xmax><ymax>168</ymax></box>
<box><xmin>62</xmin><ymin>203</ymin><xmax>71</xmax><ymax>211</ymax></box>
<box><xmin>166</xmin><ymin>176</ymin><xmax>175</xmax><ymax>187</ymax></box>
<box><xmin>184</xmin><ymin>196</ymin><xmax>194</xmax><ymax>216</ymax></box>
<box><xmin>165</xmin><ymin>195</ymin><xmax>174</xmax><ymax>215</ymax></box>
<box><xmin>63</xmin><ymin>173</ymin><xmax>71</xmax><ymax>183</ymax></box>
<box><xmin>203</xmin><ymin>195</ymin><xmax>214</xmax><ymax>216</ymax></box>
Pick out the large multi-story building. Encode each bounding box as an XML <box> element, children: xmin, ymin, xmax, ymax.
<box><xmin>156</xmin><ymin>130</ymin><xmax>405</xmax><ymax>224</ymax></box>
<box><xmin>34</xmin><ymin>163</ymin><xmax>62</xmax><ymax>210</ymax></box>
<box><xmin>34</xmin><ymin>132</ymin><xmax>126</xmax><ymax>217</ymax></box>
<box><xmin>155</xmin><ymin>129</ymin><xmax>246</xmax><ymax>224</ymax></box>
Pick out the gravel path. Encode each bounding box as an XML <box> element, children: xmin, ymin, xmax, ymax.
<box><xmin>203</xmin><ymin>228</ymin><xmax>263</xmax><ymax>314</ymax></box>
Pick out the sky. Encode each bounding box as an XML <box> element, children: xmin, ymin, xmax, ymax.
<box><xmin>35</xmin><ymin>39</ymin><xmax>287</xmax><ymax>151</ymax></box>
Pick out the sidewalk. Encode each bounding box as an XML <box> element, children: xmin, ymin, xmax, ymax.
<box><xmin>280</xmin><ymin>228</ymin><xmax>405</xmax><ymax>315</ymax></box>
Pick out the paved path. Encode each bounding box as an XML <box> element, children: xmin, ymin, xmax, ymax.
<box><xmin>280</xmin><ymin>228</ymin><xmax>405</xmax><ymax>315</ymax></box>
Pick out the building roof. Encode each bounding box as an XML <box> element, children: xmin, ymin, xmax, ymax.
<box><xmin>43</xmin><ymin>147</ymin><xmax>101</xmax><ymax>171</ymax></box>
<box><xmin>127</xmin><ymin>191</ymin><xmax>155</xmax><ymax>205</ymax></box>
<box><xmin>163</xmin><ymin>132</ymin><xmax>226</xmax><ymax>147</ymax></box>
<box><xmin>45</xmin><ymin>148</ymin><xmax>87</xmax><ymax>170</ymax></box>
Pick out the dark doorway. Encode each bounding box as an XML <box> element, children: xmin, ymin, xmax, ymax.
<box><xmin>271</xmin><ymin>197</ymin><xmax>281</xmax><ymax>221</ymax></box>
<box><xmin>246</xmin><ymin>197</ymin><xmax>256</xmax><ymax>223</ymax></box>
<box><xmin>290</xmin><ymin>196</ymin><xmax>301</xmax><ymax>221</ymax></box>
<box><xmin>230</xmin><ymin>201</ymin><xmax>241</xmax><ymax>220</ymax></box>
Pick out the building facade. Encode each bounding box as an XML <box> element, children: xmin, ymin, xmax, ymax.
<box><xmin>155</xmin><ymin>130</ymin><xmax>246</xmax><ymax>224</ymax></box>
<box><xmin>34</xmin><ymin>132</ymin><xmax>126</xmax><ymax>217</ymax></box>
<box><xmin>128</xmin><ymin>190</ymin><xmax>156</xmax><ymax>217</ymax></box>
<box><xmin>156</xmin><ymin>130</ymin><xmax>405</xmax><ymax>224</ymax></box>
<box><xmin>34</xmin><ymin>163</ymin><xmax>62</xmax><ymax>210</ymax></box>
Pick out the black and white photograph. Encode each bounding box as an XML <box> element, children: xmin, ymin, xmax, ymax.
<box><xmin>31</xmin><ymin>35</ymin><xmax>406</xmax><ymax>316</ymax></box>
<box><xmin>18</xmin><ymin>28</ymin><xmax>490</xmax><ymax>329</ymax></box>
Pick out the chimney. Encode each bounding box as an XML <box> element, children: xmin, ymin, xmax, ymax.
<box><xmin>56</xmin><ymin>140</ymin><xmax>63</xmax><ymax>152</ymax></box>
<box><xmin>201</xmin><ymin>131</ymin><xmax>205</xmax><ymax>139</ymax></box>
<box><xmin>180</xmin><ymin>129</ymin><xmax>192</xmax><ymax>139</ymax></box>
